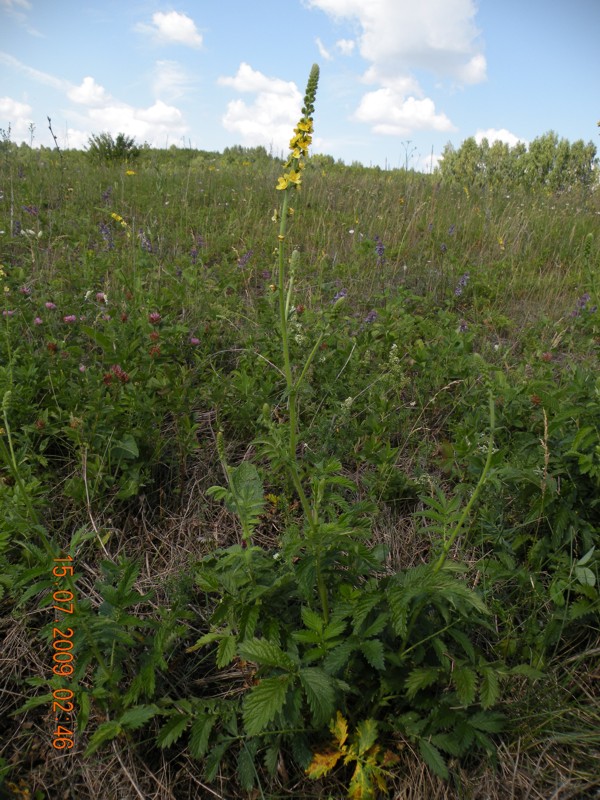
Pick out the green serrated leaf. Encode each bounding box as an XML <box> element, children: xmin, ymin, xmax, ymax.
<box><xmin>323</xmin><ymin>640</ymin><xmax>356</xmax><ymax>675</ymax></box>
<box><xmin>301</xmin><ymin>606</ymin><xmax>325</xmax><ymax>633</ymax></box>
<box><xmin>237</xmin><ymin>741</ymin><xmax>258</xmax><ymax>790</ymax></box>
<box><xmin>418</xmin><ymin>738</ymin><xmax>448</xmax><ymax>780</ymax></box>
<box><xmin>299</xmin><ymin>668</ymin><xmax>337</xmax><ymax>727</ymax></box>
<box><xmin>217</xmin><ymin>634</ymin><xmax>237</xmax><ymax>667</ymax></box>
<box><xmin>468</xmin><ymin>711</ymin><xmax>505</xmax><ymax>733</ymax></box>
<box><xmin>360</xmin><ymin>639</ymin><xmax>385</xmax><ymax>670</ymax></box>
<box><xmin>119</xmin><ymin>704</ymin><xmax>159</xmax><ymax>730</ymax></box>
<box><xmin>479</xmin><ymin>667</ymin><xmax>500</xmax><ymax>709</ymax></box>
<box><xmin>405</xmin><ymin>667</ymin><xmax>440</xmax><ymax>700</ymax></box>
<box><xmin>243</xmin><ymin>675</ymin><xmax>291</xmax><ymax>735</ymax></box>
<box><xmin>188</xmin><ymin>714</ymin><xmax>216</xmax><ymax>759</ymax></box>
<box><xmin>84</xmin><ymin>720</ymin><xmax>123</xmax><ymax>757</ymax></box>
<box><xmin>157</xmin><ymin>713</ymin><xmax>190</xmax><ymax>748</ymax></box>
<box><xmin>238</xmin><ymin>638</ymin><xmax>297</xmax><ymax>671</ymax></box>
<box><xmin>453</xmin><ymin>665</ymin><xmax>478</xmax><ymax>705</ymax></box>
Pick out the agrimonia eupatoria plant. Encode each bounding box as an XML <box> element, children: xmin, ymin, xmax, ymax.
<box><xmin>183</xmin><ymin>65</ymin><xmax>515</xmax><ymax>797</ymax></box>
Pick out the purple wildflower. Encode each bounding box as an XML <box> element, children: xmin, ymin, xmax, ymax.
<box><xmin>440</xmin><ymin>243</ymin><xmax>448</xmax><ymax>254</ymax></box>
<box><xmin>332</xmin><ymin>288</ymin><xmax>347</xmax><ymax>303</ymax></box>
<box><xmin>261</xmin><ymin>270</ymin><xmax>272</xmax><ymax>280</ymax></box>
<box><xmin>148</xmin><ymin>312</ymin><xmax>161</xmax><ymax>325</ymax></box>
<box><xmin>139</xmin><ymin>231</ymin><xmax>153</xmax><ymax>253</ymax></box>
<box><xmin>96</xmin><ymin>292</ymin><xmax>107</xmax><ymax>304</ymax></box>
<box><xmin>19</xmin><ymin>286</ymin><xmax>32</xmax><ymax>295</ymax></box>
<box><xmin>189</xmin><ymin>336</ymin><xmax>201</xmax><ymax>346</ymax></box>
<box><xmin>99</xmin><ymin>222</ymin><xmax>113</xmax><ymax>250</ymax></box>
<box><xmin>454</xmin><ymin>272</ymin><xmax>470</xmax><ymax>296</ymax></box>
<box><xmin>448</xmin><ymin>224</ymin><xmax>456</xmax><ymax>236</ymax></box>
<box><xmin>45</xmin><ymin>301</ymin><xmax>57</xmax><ymax>310</ymax></box>
<box><xmin>2</xmin><ymin>310</ymin><xmax>15</xmax><ymax>317</ymax></box>
<box><xmin>374</xmin><ymin>235</ymin><xmax>385</xmax><ymax>266</ymax></box>
<box><xmin>63</xmin><ymin>315</ymin><xmax>76</xmax><ymax>323</ymax></box>
<box><xmin>190</xmin><ymin>233</ymin><xmax>206</xmax><ymax>264</ymax></box>
<box><xmin>458</xmin><ymin>319</ymin><xmax>468</xmax><ymax>333</ymax></box>
<box><xmin>101</xmin><ymin>186</ymin><xmax>112</xmax><ymax>204</ymax></box>
<box><xmin>364</xmin><ymin>310</ymin><xmax>378</xmax><ymax>324</ymax></box>
<box><xmin>572</xmin><ymin>292</ymin><xmax>594</xmax><ymax>316</ymax></box>
<box><xmin>12</xmin><ymin>220</ymin><xmax>21</xmax><ymax>237</ymax></box>
<box><xmin>22</xmin><ymin>205</ymin><xmax>39</xmax><ymax>216</ymax></box>
<box><xmin>237</xmin><ymin>249</ymin><xmax>254</xmax><ymax>269</ymax></box>
<box><xmin>34</xmin><ymin>316</ymin><xmax>43</xmax><ymax>325</ymax></box>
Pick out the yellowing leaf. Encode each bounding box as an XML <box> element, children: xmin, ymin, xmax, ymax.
<box><xmin>348</xmin><ymin>762</ymin><xmax>375</xmax><ymax>800</ymax></box>
<box><xmin>330</xmin><ymin>710</ymin><xmax>349</xmax><ymax>748</ymax></box>
<box><xmin>306</xmin><ymin>749</ymin><xmax>342</xmax><ymax>779</ymax></box>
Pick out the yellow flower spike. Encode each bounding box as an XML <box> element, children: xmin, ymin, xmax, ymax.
<box><xmin>276</xmin><ymin>176</ymin><xmax>289</xmax><ymax>191</ymax></box>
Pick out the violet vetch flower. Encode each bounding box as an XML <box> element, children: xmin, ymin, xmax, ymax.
<box><xmin>454</xmin><ymin>272</ymin><xmax>470</xmax><ymax>296</ymax></box>
<box><xmin>332</xmin><ymin>288</ymin><xmax>347</xmax><ymax>303</ymax></box>
<box><xmin>364</xmin><ymin>310</ymin><xmax>378</xmax><ymax>324</ymax></box>
<box><xmin>237</xmin><ymin>249</ymin><xmax>254</xmax><ymax>269</ymax></box>
<box><xmin>190</xmin><ymin>233</ymin><xmax>206</xmax><ymax>264</ymax></box>
<box><xmin>99</xmin><ymin>222</ymin><xmax>113</xmax><ymax>250</ymax></box>
<box><xmin>374</xmin><ymin>235</ymin><xmax>385</xmax><ymax>266</ymax></box>
<box><xmin>458</xmin><ymin>319</ymin><xmax>468</xmax><ymax>333</ymax></box>
<box><xmin>12</xmin><ymin>220</ymin><xmax>21</xmax><ymax>237</ymax></box>
<box><xmin>440</xmin><ymin>243</ymin><xmax>448</xmax><ymax>254</ymax></box>
<box><xmin>261</xmin><ymin>270</ymin><xmax>272</xmax><ymax>280</ymax></box>
<box><xmin>448</xmin><ymin>224</ymin><xmax>456</xmax><ymax>236</ymax></box>
<box><xmin>101</xmin><ymin>187</ymin><xmax>112</xmax><ymax>204</ymax></box>
<box><xmin>22</xmin><ymin>205</ymin><xmax>39</xmax><ymax>216</ymax></box>
<box><xmin>139</xmin><ymin>232</ymin><xmax>153</xmax><ymax>253</ymax></box>
<box><xmin>571</xmin><ymin>292</ymin><xmax>594</xmax><ymax>316</ymax></box>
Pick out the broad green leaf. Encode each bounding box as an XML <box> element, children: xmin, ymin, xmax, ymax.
<box><xmin>468</xmin><ymin>711</ymin><xmax>505</xmax><ymax>733</ymax></box>
<box><xmin>238</xmin><ymin>638</ymin><xmax>297</xmax><ymax>671</ymax></box>
<box><xmin>188</xmin><ymin>714</ymin><xmax>216</xmax><ymax>759</ymax></box>
<box><xmin>111</xmin><ymin>434</ymin><xmax>139</xmax><ymax>461</ymax></box>
<box><xmin>405</xmin><ymin>667</ymin><xmax>440</xmax><ymax>700</ymax></box>
<box><xmin>84</xmin><ymin>720</ymin><xmax>123</xmax><ymax>756</ymax></box>
<box><xmin>479</xmin><ymin>667</ymin><xmax>500</xmax><ymax>709</ymax></box>
<box><xmin>243</xmin><ymin>675</ymin><xmax>291</xmax><ymax>735</ymax></box>
<box><xmin>216</xmin><ymin>634</ymin><xmax>237</xmax><ymax>667</ymax></box>
<box><xmin>453</xmin><ymin>665</ymin><xmax>477</xmax><ymax>705</ymax></box>
<box><xmin>418</xmin><ymin>738</ymin><xmax>448</xmax><ymax>780</ymax></box>
<box><xmin>360</xmin><ymin>639</ymin><xmax>385</xmax><ymax>671</ymax></box>
<box><xmin>157</xmin><ymin>713</ymin><xmax>190</xmax><ymax>748</ymax></box>
<box><xmin>119</xmin><ymin>704</ymin><xmax>159</xmax><ymax>730</ymax></box>
<box><xmin>577</xmin><ymin>547</ymin><xmax>595</xmax><ymax>566</ymax></box>
<box><xmin>299</xmin><ymin>668</ymin><xmax>337</xmax><ymax>726</ymax></box>
<box><xmin>575</xmin><ymin>566</ymin><xmax>596</xmax><ymax>587</ymax></box>
<box><xmin>81</xmin><ymin>325</ymin><xmax>114</xmax><ymax>352</ymax></box>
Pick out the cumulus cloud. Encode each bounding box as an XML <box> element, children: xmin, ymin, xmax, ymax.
<box><xmin>218</xmin><ymin>63</ymin><xmax>303</xmax><ymax>153</ymax></box>
<box><xmin>0</xmin><ymin>96</ymin><xmax>33</xmax><ymax>140</ymax></box>
<box><xmin>335</xmin><ymin>38</ymin><xmax>355</xmax><ymax>55</ymax></box>
<box><xmin>475</xmin><ymin>128</ymin><xmax>526</xmax><ymax>147</ymax></box>
<box><xmin>306</xmin><ymin>0</ymin><xmax>485</xmax><ymax>137</ymax></box>
<box><xmin>355</xmin><ymin>88</ymin><xmax>455</xmax><ymax>135</ymax></box>
<box><xmin>136</xmin><ymin>11</ymin><xmax>202</xmax><ymax>48</ymax></box>
<box><xmin>67</xmin><ymin>76</ymin><xmax>112</xmax><ymax>107</ymax></box>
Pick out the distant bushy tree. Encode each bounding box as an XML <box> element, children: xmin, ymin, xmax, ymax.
<box><xmin>439</xmin><ymin>131</ymin><xmax>597</xmax><ymax>192</ymax></box>
<box><xmin>87</xmin><ymin>132</ymin><xmax>141</xmax><ymax>163</ymax></box>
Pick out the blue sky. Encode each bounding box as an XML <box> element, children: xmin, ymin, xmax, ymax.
<box><xmin>0</xmin><ymin>0</ymin><xmax>598</xmax><ymax>170</ymax></box>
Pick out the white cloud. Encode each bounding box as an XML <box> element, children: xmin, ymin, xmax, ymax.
<box><xmin>153</xmin><ymin>60</ymin><xmax>194</xmax><ymax>100</ymax></box>
<box><xmin>315</xmin><ymin>37</ymin><xmax>333</xmax><ymax>61</ymax></box>
<box><xmin>307</xmin><ymin>0</ymin><xmax>485</xmax><ymax>137</ymax></box>
<box><xmin>335</xmin><ymin>38</ymin><xmax>355</xmax><ymax>56</ymax></box>
<box><xmin>0</xmin><ymin>52</ymin><xmax>66</xmax><ymax>90</ymax></box>
<box><xmin>67</xmin><ymin>77</ymin><xmax>111</xmax><ymax>107</ymax></box>
<box><xmin>308</xmin><ymin>0</ymin><xmax>486</xmax><ymax>83</ymax></box>
<box><xmin>218</xmin><ymin>63</ymin><xmax>303</xmax><ymax>153</ymax></box>
<box><xmin>0</xmin><ymin>0</ymin><xmax>32</xmax><ymax>9</ymax></box>
<box><xmin>475</xmin><ymin>128</ymin><xmax>526</xmax><ymax>147</ymax></box>
<box><xmin>354</xmin><ymin>88</ymin><xmax>455</xmax><ymax>135</ymax></box>
<box><xmin>136</xmin><ymin>11</ymin><xmax>202</xmax><ymax>48</ymax></box>
<box><xmin>0</xmin><ymin>96</ymin><xmax>34</xmax><ymax>142</ymax></box>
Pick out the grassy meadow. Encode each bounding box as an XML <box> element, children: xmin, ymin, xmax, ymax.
<box><xmin>1</xmin><ymin>102</ymin><xmax>599</xmax><ymax>799</ymax></box>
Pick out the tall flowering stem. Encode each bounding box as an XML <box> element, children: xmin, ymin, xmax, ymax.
<box><xmin>274</xmin><ymin>64</ymin><xmax>319</xmax><ymax>519</ymax></box>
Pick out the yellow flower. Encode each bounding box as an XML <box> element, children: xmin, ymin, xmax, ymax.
<box><xmin>276</xmin><ymin>176</ymin><xmax>289</xmax><ymax>191</ymax></box>
<box><xmin>296</xmin><ymin>119</ymin><xmax>313</xmax><ymax>133</ymax></box>
<box><xmin>125</xmin><ymin>169</ymin><xmax>136</xmax><ymax>176</ymax></box>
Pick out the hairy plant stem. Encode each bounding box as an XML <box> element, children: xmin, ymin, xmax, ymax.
<box><xmin>277</xmin><ymin>187</ymin><xmax>329</xmax><ymax>622</ymax></box>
